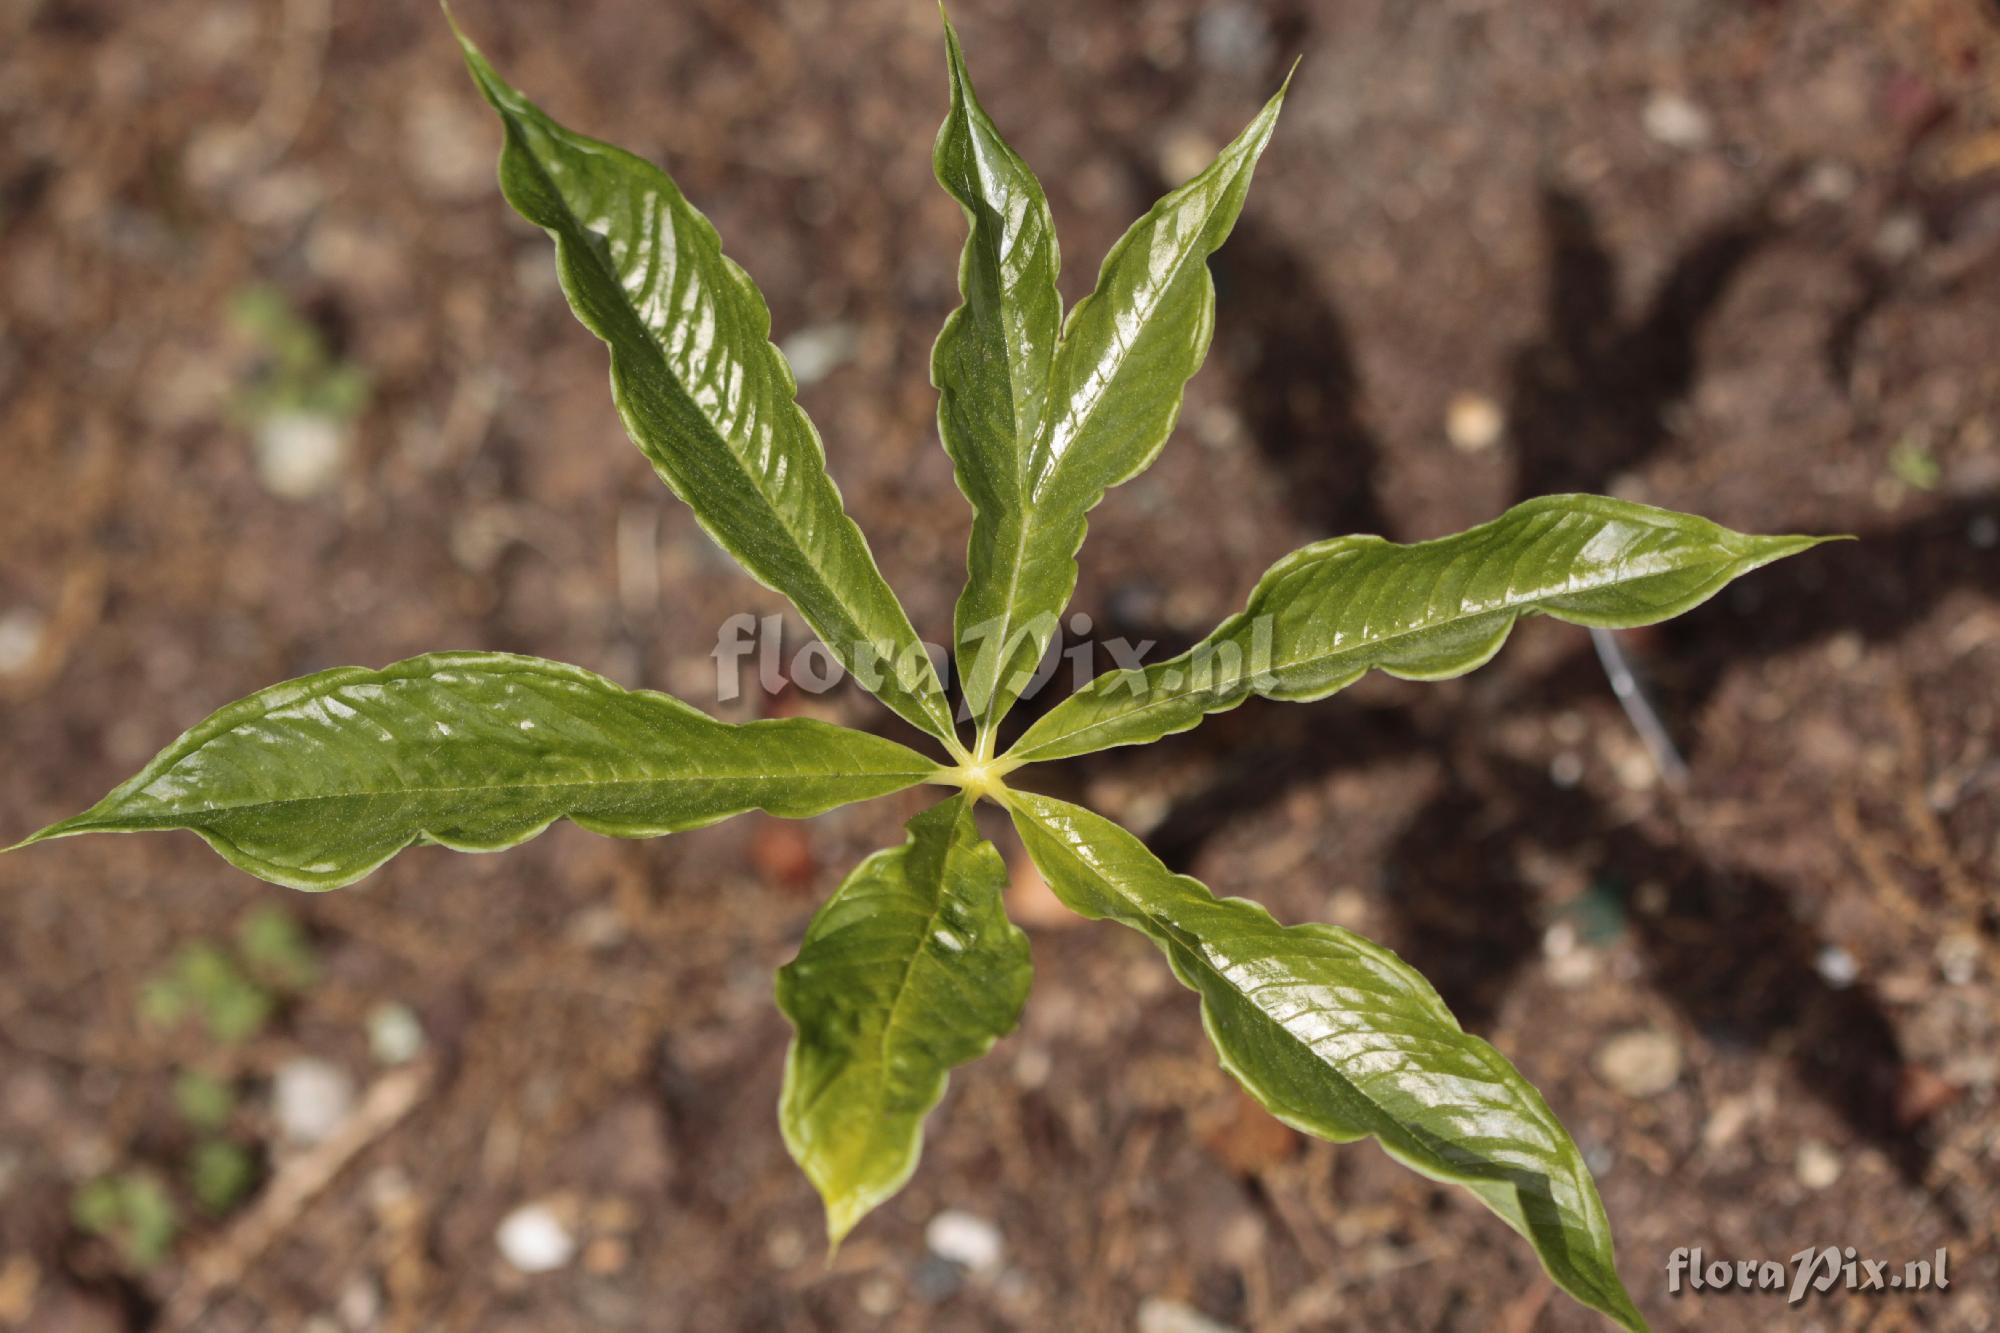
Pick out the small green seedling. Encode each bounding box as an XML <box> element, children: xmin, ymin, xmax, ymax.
<box><xmin>140</xmin><ymin>942</ymin><xmax>272</xmax><ymax>1045</ymax></box>
<box><xmin>187</xmin><ymin>1139</ymin><xmax>259</xmax><ymax>1217</ymax></box>
<box><xmin>171</xmin><ymin>1070</ymin><xmax>236</xmax><ymax>1133</ymax></box>
<box><xmin>137</xmin><ymin>907</ymin><xmax>317</xmax><ymax>1045</ymax></box>
<box><xmin>72</xmin><ymin>1171</ymin><xmax>178</xmax><ymax>1269</ymax></box>
<box><xmin>227</xmin><ymin>284</ymin><xmax>370</xmax><ymax>428</ymax></box>
<box><xmin>9</xmin><ymin>16</ymin><xmax>1842</xmax><ymax>1328</ymax></box>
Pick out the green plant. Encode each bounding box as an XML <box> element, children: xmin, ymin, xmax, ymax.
<box><xmin>227</xmin><ymin>284</ymin><xmax>370</xmax><ymax>428</ymax></box>
<box><xmin>136</xmin><ymin>906</ymin><xmax>317</xmax><ymax>1045</ymax></box>
<box><xmin>5</xmin><ymin>15</ymin><xmax>1843</xmax><ymax>1327</ymax></box>
<box><xmin>71</xmin><ymin>1170</ymin><xmax>178</xmax><ymax>1268</ymax></box>
<box><xmin>139</xmin><ymin>941</ymin><xmax>273</xmax><ymax>1044</ymax></box>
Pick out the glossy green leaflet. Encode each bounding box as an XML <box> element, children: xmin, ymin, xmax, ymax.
<box><xmin>8</xmin><ymin>15</ymin><xmax>1851</xmax><ymax>1328</ymax></box>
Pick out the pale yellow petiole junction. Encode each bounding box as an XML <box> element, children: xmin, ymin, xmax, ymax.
<box><xmin>929</xmin><ymin>754</ymin><xmax>1023</xmax><ymax>807</ymax></box>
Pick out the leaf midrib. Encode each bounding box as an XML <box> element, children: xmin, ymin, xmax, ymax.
<box><xmin>100</xmin><ymin>768</ymin><xmax>928</xmax><ymax>823</ymax></box>
<box><xmin>975</xmin><ymin>146</ymin><xmax>1247</xmax><ymax>733</ymax></box>
<box><xmin>1019</xmin><ymin>547</ymin><xmax>1751</xmax><ymax>757</ymax></box>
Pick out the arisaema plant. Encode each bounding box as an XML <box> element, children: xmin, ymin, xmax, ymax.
<box><xmin>9</xmin><ymin>15</ymin><xmax>1844</xmax><ymax>1328</ymax></box>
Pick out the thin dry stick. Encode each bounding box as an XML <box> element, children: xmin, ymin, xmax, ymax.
<box><xmin>158</xmin><ymin>1061</ymin><xmax>433</xmax><ymax>1332</ymax></box>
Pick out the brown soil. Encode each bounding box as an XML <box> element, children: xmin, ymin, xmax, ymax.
<box><xmin>2</xmin><ymin>0</ymin><xmax>1997</xmax><ymax>1330</ymax></box>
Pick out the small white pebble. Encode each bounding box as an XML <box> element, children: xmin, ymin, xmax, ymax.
<box><xmin>1643</xmin><ymin>92</ymin><xmax>1712</xmax><ymax>150</ymax></box>
<box><xmin>337</xmin><ymin>1275</ymin><xmax>382</xmax><ymax>1329</ymax></box>
<box><xmin>1815</xmin><ymin>945</ymin><xmax>1859</xmax><ymax>990</ymax></box>
<box><xmin>1445</xmin><ymin>393</ymin><xmax>1505</xmax><ymax>452</ymax></box>
<box><xmin>1594</xmin><ymin>1029</ymin><xmax>1683</xmax><ymax>1098</ymax></box>
<box><xmin>765</xmin><ymin>1226</ymin><xmax>807</xmax><ymax>1269</ymax></box>
<box><xmin>1795</xmin><ymin>1139</ymin><xmax>1843</xmax><ymax>1190</ymax></box>
<box><xmin>497</xmin><ymin>1203</ymin><xmax>576</xmax><ymax>1274</ymax></box>
<box><xmin>1803</xmin><ymin>160</ymin><xmax>1858</xmax><ymax>204</ymax></box>
<box><xmin>1873</xmin><ymin>212</ymin><xmax>1925</xmax><ymax>265</ymax></box>
<box><xmin>274</xmin><ymin>1057</ymin><xmax>356</xmax><ymax>1146</ymax></box>
<box><xmin>779</xmin><ymin>323</ymin><xmax>857</xmax><ymax>387</ymax></box>
<box><xmin>1012</xmin><ymin>1045</ymin><xmax>1052</xmax><ymax>1090</ymax></box>
<box><xmin>366</xmin><ymin>1001</ymin><xmax>426</xmax><ymax>1065</ymax></box>
<box><xmin>856</xmin><ymin>1276</ymin><xmax>901</xmax><ymax>1317</ymax></box>
<box><xmin>1139</xmin><ymin>1297</ymin><xmax>1240</xmax><ymax>1333</ymax></box>
<box><xmin>925</xmin><ymin>1209</ymin><xmax>1004</xmax><ymax>1275</ymax></box>
<box><xmin>1612</xmin><ymin>746</ymin><xmax>1658</xmax><ymax>792</ymax></box>
<box><xmin>1937</xmin><ymin>932</ymin><xmax>1980</xmax><ymax>986</ymax></box>
<box><xmin>255</xmin><ymin>411</ymin><xmax>348</xmax><ymax>500</ymax></box>
<box><xmin>0</xmin><ymin>608</ymin><xmax>45</xmax><ymax>676</ymax></box>
<box><xmin>1550</xmin><ymin>752</ymin><xmax>1585</xmax><ymax>788</ymax></box>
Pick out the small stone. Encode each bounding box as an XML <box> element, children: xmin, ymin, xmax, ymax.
<box><xmin>1795</xmin><ymin>1139</ymin><xmax>1842</xmax><ymax>1190</ymax></box>
<box><xmin>1159</xmin><ymin>130</ymin><xmax>1220</xmax><ymax>187</ymax></box>
<box><xmin>1549</xmin><ymin>752</ymin><xmax>1585</xmax><ymax>788</ymax></box>
<box><xmin>1701</xmin><ymin>1095</ymin><xmax>1755</xmax><ymax>1151</ymax></box>
<box><xmin>925</xmin><ymin>1209</ymin><xmax>1004</xmax><ymax>1275</ymax></box>
<box><xmin>1012</xmin><ymin>1044</ymin><xmax>1052</xmax><ymax>1089</ymax></box>
<box><xmin>764</xmin><ymin>1226</ymin><xmax>807</xmax><ymax>1269</ymax></box>
<box><xmin>1814</xmin><ymin>945</ymin><xmax>1858</xmax><ymax>990</ymax></box>
<box><xmin>337</xmin><ymin>1275</ymin><xmax>381</xmax><ymax>1330</ymax></box>
<box><xmin>0</xmin><ymin>608</ymin><xmax>44</xmax><ymax>676</ymax></box>
<box><xmin>274</xmin><ymin>1057</ymin><xmax>356</xmax><ymax>1146</ymax></box>
<box><xmin>1969</xmin><ymin>514</ymin><xmax>1998</xmax><ymax>550</ymax></box>
<box><xmin>582</xmin><ymin>1236</ymin><xmax>629</xmax><ymax>1275</ymax></box>
<box><xmin>1444</xmin><ymin>393</ymin><xmax>1505</xmax><ymax>452</ymax></box>
<box><xmin>1803</xmin><ymin>160</ymin><xmax>1858</xmax><ymax>203</ymax></box>
<box><xmin>856</xmin><ymin>1276</ymin><xmax>901</xmax><ymax>1317</ymax></box>
<box><xmin>1936</xmin><ymin>932</ymin><xmax>1981</xmax><ymax>986</ymax></box>
<box><xmin>1610</xmin><ymin>744</ymin><xmax>1658</xmax><ymax>792</ymax></box>
<box><xmin>779</xmin><ymin>324</ymin><xmax>857</xmax><ymax>386</ymax></box>
<box><xmin>497</xmin><ymin>1203</ymin><xmax>576</xmax><ymax>1274</ymax></box>
<box><xmin>1872</xmin><ymin>212</ymin><xmax>1924</xmax><ymax>265</ymax></box>
<box><xmin>1643</xmin><ymin>92</ymin><xmax>1712</xmax><ymax>150</ymax></box>
<box><xmin>564</xmin><ymin>905</ymin><xmax>628</xmax><ymax>952</ymax></box>
<box><xmin>254</xmin><ymin>411</ymin><xmax>348</xmax><ymax>500</ymax></box>
<box><xmin>366</xmin><ymin>1002</ymin><xmax>426</xmax><ymax>1066</ymax></box>
<box><xmin>1593</xmin><ymin>1029</ymin><xmax>1682</xmax><ymax>1097</ymax></box>
<box><xmin>1823</xmin><ymin>631</ymin><xmax>1864</xmax><ymax>671</ymax></box>
<box><xmin>1138</xmin><ymin>1297</ymin><xmax>1239</xmax><ymax>1333</ymax></box>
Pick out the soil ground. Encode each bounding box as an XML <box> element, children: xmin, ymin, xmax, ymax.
<box><xmin>2</xmin><ymin>0</ymin><xmax>1997</xmax><ymax>1329</ymax></box>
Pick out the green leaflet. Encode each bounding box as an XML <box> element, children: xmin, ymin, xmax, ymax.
<box><xmin>1009</xmin><ymin>793</ymin><xmax>1646</xmax><ymax>1332</ymax></box>
<box><xmin>13</xmin><ymin>653</ymin><xmax>936</xmax><ymax>891</ymax></box>
<box><xmin>456</xmin><ymin>30</ymin><xmax>959</xmax><ymax>749</ymax></box>
<box><xmin>931</xmin><ymin>19</ymin><xmax>1063</xmax><ymax>738</ymax></box>
<box><xmin>777</xmin><ymin>792</ymin><xmax>1031</xmax><ymax>1245</ymax></box>
<box><xmin>1010</xmin><ymin>494</ymin><xmax>1837</xmax><ymax>763</ymax></box>
<box><xmin>947</xmin><ymin>68</ymin><xmax>1290</xmax><ymax>743</ymax></box>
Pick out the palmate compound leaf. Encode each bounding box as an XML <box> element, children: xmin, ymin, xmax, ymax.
<box><xmin>454</xmin><ymin>24</ymin><xmax>959</xmax><ymax>750</ymax></box>
<box><xmin>11</xmin><ymin>653</ymin><xmax>937</xmax><ymax>891</ymax></box>
<box><xmin>1009</xmin><ymin>792</ymin><xmax>1648</xmax><ymax>1331</ymax></box>
<box><xmin>1008</xmin><ymin>493</ymin><xmax>1840</xmax><ymax>763</ymax></box>
<box><xmin>776</xmin><ymin>791</ymin><xmax>1031</xmax><ymax>1245</ymax></box>
<box><xmin>939</xmin><ymin>41</ymin><xmax>1292</xmax><ymax>745</ymax></box>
